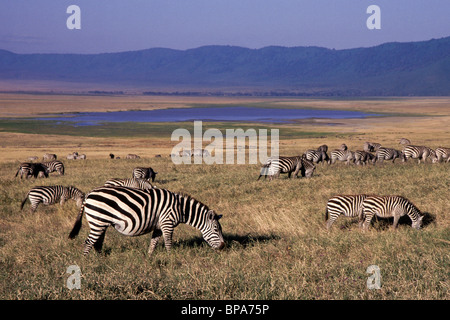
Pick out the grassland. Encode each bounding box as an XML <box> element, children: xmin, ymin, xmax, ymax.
<box><xmin>0</xmin><ymin>93</ymin><xmax>449</xmax><ymax>300</ymax></box>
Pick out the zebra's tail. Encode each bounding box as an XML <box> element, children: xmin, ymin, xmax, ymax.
<box><xmin>324</xmin><ymin>207</ymin><xmax>329</xmax><ymax>222</ymax></box>
<box><xmin>68</xmin><ymin>202</ymin><xmax>85</xmax><ymax>239</ymax></box>
<box><xmin>20</xmin><ymin>193</ymin><xmax>29</xmax><ymax>210</ymax></box>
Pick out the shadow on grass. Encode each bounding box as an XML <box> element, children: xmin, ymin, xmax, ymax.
<box><xmin>174</xmin><ymin>232</ymin><xmax>281</xmax><ymax>250</ymax></box>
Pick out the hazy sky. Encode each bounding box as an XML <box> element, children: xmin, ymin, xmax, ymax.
<box><xmin>0</xmin><ymin>0</ymin><xmax>449</xmax><ymax>54</ymax></box>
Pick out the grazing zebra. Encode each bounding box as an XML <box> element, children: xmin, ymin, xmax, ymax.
<box><xmin>21</xmin><ymin>185</ymin><xmax>84</xmax><ymax>213</ymax></box>
<box><xmin>304</xmin><ymin>149</ymin><xmax>330</xmax><ymax>165</ymax></box>
<box><xmin>192</xmin><ymin>149</ymin><xmax>210</xmax><ymax>157</ymax></box>
<box><xmin>354</xmin><ymin>150</ymin><xmax>375</xmax><ymax>165</ymax></box>
<box><xmin>317</xmin><ymin>145</ymin><xmax>328</xmax><ymax>153</ymax></box>
<box><xmin>299</xmin><ymin>157</ymin><xmax>316</xmax><ymax>178</ymax></box>
<box><xmin>67</xmin><ymin>152</ymin><xmax>78</xmax><ymax>160</ymax></box>
<box><xmin>399</xmin><ymin>138</ymin><xmax>411</xmax><ymax>145</ymax></box>
<box><xmin>403</xmin><ymin>145</ymin><xmax>435</xmax><ymax>164</ymax></box>
<box><xmin>68</xmin><ymin>186</ymin><xmax>225</xmax><ymax>255</ymax></box>
<box><xmin>362</xmin><ymin>195</ymin><xmax>424</xmax><ymax>230</ymax></box>
<box><xmin>77</xmin><ymin>154</ymin><xmax>86</xmax><ymax>160</ymax></box>
<box><xmin>42</xmin><ymin>160</ymin><xmax>65</xmax><ymax>175</ymax></box>
<box><xmin>257</xmin><ymin>156</ymin><xmax>302</xmax><ymax>180</ymax></box>
<box><xmin>132</xmin><ymin>167</ymin><xmax>157</xmax><ymax>182</ymax></box>
<box><xmin>433</xmin><ymin>147</ymin><xmax>450</xmax><ymax>163</ymax></box>
<box><xmin>126</xmin><ymin>154</ymin><xmax>140</xmax><ymax>159</ymax></box>
<box><xmin>325</xmin><ymin>194</ymin><xmax>368</xmax><ymax>230</ymax></box>
<box><xmin>15</xmin><ymin>162</ymin><xmax>49</xmax><ymax>179</ymax></box>
<box><xmin>43</xmin><ymin>153</ymin><xmax>57</xmax><ymax>161</ymax></box>
<box><xmin>330</xmin><ymin>150</ymin><xmax>354</xmax><ymax>165</ymax></box>
<box><xmin>373</xmin><ymin>147</ymin><xmax>405</xmax><ymax>164</ymax></box>
<box><xmin>104</xmin><ymin>178</ymin><xmax>154</xmax><ymax>191</ymax></box>
<box><xmin>363</xmin><ymin>142</ymin><xmax>381</xmax><ymax>153</ymax></box>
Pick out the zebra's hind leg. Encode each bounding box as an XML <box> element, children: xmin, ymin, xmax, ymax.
<box><xmin>83</xmin><ymin>227</ymin><xmax>108</xmax><ymax>255</ymax></box>
<box><xmin>148</xmin><ymin>229</ymin><xmax>162</xmax><ymax>255</ymax></box>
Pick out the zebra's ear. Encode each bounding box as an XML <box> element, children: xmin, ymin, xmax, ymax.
<box><xmin>216</xmin><ymin>214</ymin><xmax>223</xmax><ymax>220</ymax></box>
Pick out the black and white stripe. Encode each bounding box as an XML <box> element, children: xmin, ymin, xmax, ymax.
<box><xmin>354</xmin><ymin>150</ymin><xmax>375</xmax><ymax>165</ymax></box>
<box><xmin>325</xmin><ymin>194</ymin><xmax>368</xmax><ymax>229</ymax></box>
<box><xmin>21</xmin><ymin>185</ymin><xmax>84</xmax><ymax>213</ymax></box>
<box><xmin>403</xmin><ymin>145</ymin><xmax>435</xmax><ymax>164</ymax></box>
<box><xmin>373</xmin><ymin>147</ymin><xmax>405</xmax><ymax>164</ymax></box>
<box><xmin>258</xmin><ymin>156</ymin><xmax>302</xmax><ymax>180</ymax></box>
<box><xmin>330</xmin><ymin>150</ymin><xmax>354</xmax><ymax>165</ymax></box>
<box><xmin>132</xmin><ymin>167</ymin><xmax>157</xmax><ymax>182</ymax></box>
<box><xmin>433</xmin><ymin>147</ymin><xmax>450</xmax><ymax>163</ymax></box>
<box><xmin>362</xmin><ymin>195</ymin><xmax>424</xmax><ymax>230</ymax></box>
<box><xmin>15</xmin><ymin>162</ymin><xmax>49</xmax><ymax>179</ymax></box>
<box><xmin>104</xmin><ymin>178</ymin><xmax>154</xmax><ymax>191</ymax></box>
<box><xmin>363</xmin><ymin>142</ymin><xmax>381</xmax><ymax>152</ymax></box>
<box><xmin>68</xmin><ymin>186</ymin><xmax>225</xmax><ymax>255</ymax></box>
<box><xmin>42</xmin><ymin>160</ymin><xmax>65</xmax><ymax>175</ymax></box>
<box><xmin>304</xmin><ymin>149</ymin><xmax>330</xmax><ymax>165</ymax></box>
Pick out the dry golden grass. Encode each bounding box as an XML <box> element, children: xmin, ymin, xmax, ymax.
<box><xmin>0</xmin><ymin>94</ymin><xmax>449</xmax><ymax>300</ymax></box>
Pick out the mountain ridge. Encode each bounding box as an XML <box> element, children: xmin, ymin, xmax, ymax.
<box><xmin>0</xmin><ymin>37</ymin><xmax>449</xmax><ymax>96</ymax></box>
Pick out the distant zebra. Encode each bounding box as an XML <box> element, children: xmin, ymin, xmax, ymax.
<box><xmin>21</xmin><ymin>185</ymin><xmax>84</xmax><ymax>213</ymax></box>
<box><xmin>330</xmin><ymin>150</ymin><xmax>354</xmax><ymax>165</ymax></box>
<box><xmin>299</xmin><ymin>157</ymin><xmax>316</xmax><ymax>178</ymax></box>
<box><xmin>399</xmin><ymin>138</ymin><xmax>411</xmax><ymax>145</ymax></box>
<box><xmin>325</xmin><ymin>194</ymin><xmax>368</xmax><ymax>230</ymax></box>
<box><xmin>104</xmin><ymin>178</ymin><xmax>154</xmax><ymax>191</ymax></box>
<box><xmin>433</xmin><ymin>147</ymin><xmax>450</xmax><ymax>163</ymax></box>
<box><xmin>403</xmin><ymin>145</ymin><xmax>435</xmax><ymax>164</ymax></box>
<box><xmin>42</xmin><ymin>160</ymin><xmax>65</xmax><ymax>175</ymax></box>
<box><xmin>43</xmin><ymin>153</ymin><xmax>57</xmax><ymax>161</ymax></box>
<box><xmin>339</xmin><ymin>144</ymin><xmax>348</xmax><ymax>151</ymax></box>
<box><xmin>258</xmin><ymin>156</ymin><xmax>302</xmax><ymax>180</ymax></box>
<box><xmin>15</xmin><ymin>162</ymin><xmax>49</xmax><ymax>179</ymax></box>
<box><xmin>373</xmin><ymin>147</ymin><xmax>405</xmax><ymax>164</ymax></box>
<box><xmin>362</xmin><ymin>195</ymin><xmax>424</xmax><ymax>230</ymax></box>
<box><xmin>77</xmin><ymin>154</ymin><xmax>86</xmax><ymax>160</ymax></box>
<box><xmin>363</xmin><ymin>142</ymin><xmax>381</xmax><ymax>152</ymax></box>
<box><xmin>68</xmin><ymin>186</ymin><xmax>225</xmax><ymax>255</ymax></box>
<box><xmin>317</xmin><ymin>145</ymin><xmax>328</xmax><ymax>153</ymax></box>
<box><xmin>132</xmin><ymin>167</ymin><xmax>157</xmax><ymax>182</ymax></box>
<box><xmin>126</xmin><ymin>154</ymin><xmax>140</xmax><ymax>159</ymax></box>
<box><xmin>67</xmin><ymin>152</ymin><xmax>78</xmax><ymax>160</ymax></box>
<box><xmin>304</xmin><ymin>149</ymin><xmax>330</xmax><ymax>165</ymax></box>
<box><xmin>354</xmin><ymin>150</ymin><xmax>375</xmax><ymax>165</ymax></box>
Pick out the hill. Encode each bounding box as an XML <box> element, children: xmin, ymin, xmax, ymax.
<box><xmin>0</xmin><ymin>37</ymin><xmax>449</xmax><ymax>96</ymax></box>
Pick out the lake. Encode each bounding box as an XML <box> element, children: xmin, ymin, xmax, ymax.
<box><xmin>35</xmin><ymin>106</ymin><xmax>380</xmax><ymax>125</ymax></box>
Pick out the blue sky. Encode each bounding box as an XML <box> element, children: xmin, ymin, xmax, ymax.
<box><xmin>0</xmin><ymin>0</ymin><xmax>449</xmax><ymax>54</ymax></box>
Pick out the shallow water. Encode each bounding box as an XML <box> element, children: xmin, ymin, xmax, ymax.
<box><xmin>35</xmin><ymin>106</ymin><xmax>379</xmax><ymax>125</ymax></box>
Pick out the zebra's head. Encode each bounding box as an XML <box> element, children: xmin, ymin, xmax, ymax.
<box><xmin>68</xmin><ymin>186</ymin><xmax>85</xmax><ymax>207</ymax></box>
<box><xmin>412</xmin><ymin>215</ymin><xmax>424</xmax><ymax>230</ymax></box>
<box><xmin>201</xmin><ymin>210</ymin><xmax>225</xmax><ymax>250</ymax></box>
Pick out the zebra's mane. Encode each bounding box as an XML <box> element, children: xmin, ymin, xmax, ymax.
<box><xmin>176</xmin><ymin>192</ymin><xmax>210</xmax><ymax>211</ymax></box>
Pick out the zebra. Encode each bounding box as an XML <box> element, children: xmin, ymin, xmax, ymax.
<box><xmin>42</xmin><ymin>160</ymin><xmax>65</xmax><ymax>175</ymax></box>
<box><xmin>373</xmin><ymin>147</ymin><xmax>405</xmax><ymax>164</ymax></box>
<box><xmin>299</xmin><ymin>157</ymin><xmax>316</xmax><ymax>178</ymax></box>
<box><xmin>21</xmin><ymin>185</ymin><xmax>84</xmax><ymax>213</ymax></box>
<box><xmin>403</xmin><ymin>145</ymin><xmax>435</xmax><ymax>164</ymax></box>
<box><xmin>354</xmin><ymin>150</ymin><xmax>375</xmax><ymax>165</ymax></box>
<box><xmin>330</xmin><ymin>150</ymin><xmax>354</xmax><ymax>165</ymax></box>
<box><xmin>132</xmin><ymin>167</ymin><xmax>158</xmax><ymax>182</ymax></box>
<box><xmin>399</xmin><ymin>138</ymin><xmax>411</xmax><ymax>145</ymax></box>
<box><xmin>325</xmin><ymin>194</ymin><xmax>368</xmax><ymax>230</ymax></box>
<box><xmin>126</xmin><ymin>154</ymin><xmax>140</xmax><ymax>159</ymax></box>
<box><xmin>363</xmin><ymin>142</ymin><xmax>381</xmax><ymax>153</ymax></box>
<box><xmin>104</xmin><ymin>178</ymin><xmax>154</xmax><ymax>191</ymax></box>
<box><xmin>304</xmin><ymin>149</ymin><xmax>330</xmax><ymax>165</ymax></box>
<box><xmin>361</xmin><ymin>195</ymin><xmax>424</xmax><ymax>230</ymax></box>
<box><xmin>257</xmin><ymin>156</ymin><xmax>302</xmax><ymax>180</ymax></box>
<box><xmin>43</xmin><ymin>153</ymin><xmax>57</xmax><ymax>161</ymax></box>
<box><xmin>433</xmin><ymin>147</ymin><xmax>450</xmax><ymax>163</ymax></box>
<box><xmin>15</xmin><ymin>162</ymin><xmax>49</xmax><ymax>179</ymax></box>
<box><xmin>317</xmin><ymin>145</ymin><xmax>328</xmax><ymax>153</ymax></box>
<box><xmin>68</xmin><ymin>186</ymin><xmax>225</xmax><ymax>255</ymax></box>
<box><xmin>67</xmin><ymin>152</ymin><xmax>78</xmax><ymax>160</ymax></box>
<box><xmin>77</xmin><ymin>154</ymin><xmax>86</xmax><ymax>160</ymax></box>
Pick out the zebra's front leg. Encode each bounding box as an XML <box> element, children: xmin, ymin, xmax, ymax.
<box><xmin>161</xmin><ymin>227</ymin><xmax>175</xmax><ymax>252</ymax></box>
<box><xmin>148</xmin><ymin>229</ymin><xmax>162</xmax><ymax>255</ymax></box>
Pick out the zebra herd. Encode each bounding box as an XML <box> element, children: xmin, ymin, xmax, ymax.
<box><xmin>14</xmin><ymin>137</ymin><xmax>446</xmax><ymax>256</ymax></box>
<box><xmin>17</xmin><ymin>156</ymin><xmax>225</xmax><ymax>256</ymax></box>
